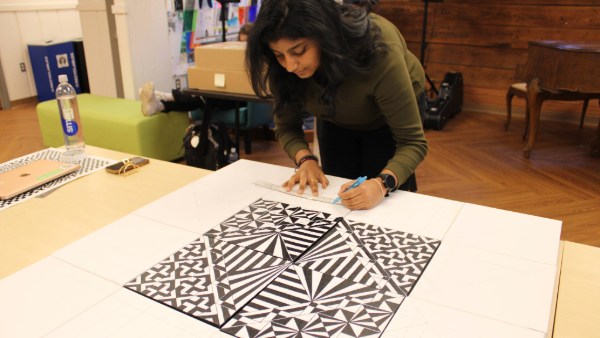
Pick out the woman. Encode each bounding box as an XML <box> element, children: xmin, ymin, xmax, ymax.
<box><xmin>246</xmin><ymin>0</ymin><xmax>428</xmax><ymax>210</ymax></box>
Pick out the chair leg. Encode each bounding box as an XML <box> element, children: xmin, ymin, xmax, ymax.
<box><xmin>244</xmin><ymin>131</ymin><xmax>252</xmax><ymax>154</ymax></box>
<box><xmin>580</xmin><ymin>99</ymin><xmax>589</xmax><ymax>129</ymax></box>
<box><xmin>523</xmin><ymin>108</ymin><xmax>530</xmax><ymax>140</ymax></box>
<box><xmin>505</xmin><ymin>90</ymin><xmax>515</xmax><ymax>131</ymax></box>
<box><xmin>523</xmin><ymin>94</ymin><xmax>531</xmax><ymax>140</ymax></box>
<box><xmin>262</xmin><ymin>125</ymin><xmax>271</xmax><ymax>140</ymax></box>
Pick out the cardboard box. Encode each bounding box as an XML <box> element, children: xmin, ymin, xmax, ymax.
<box><xmin>188</xmin><ymin>41</ymin><xmax>254</xmax><ymax>95</ymax></box>
<box><xmin>187</xmin><ymin>67</ymin><xmax>254</xmax><ymax>95</ymax></box>
<box><xmin>194</xmin><ymin>41</ymin><xmax>246</xmax><ymax>71</ymax></box>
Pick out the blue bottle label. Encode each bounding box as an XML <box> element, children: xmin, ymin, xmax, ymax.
<box><xmin>61</xmin><ymin>119</ymin><xmax>79</xmax><ymax>136</ymax></box>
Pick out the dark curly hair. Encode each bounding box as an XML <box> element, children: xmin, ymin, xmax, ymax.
<box><xmin>245</xmin><ymin>0</ymin><xmax>385</xmax><ymax>117</ymax></box>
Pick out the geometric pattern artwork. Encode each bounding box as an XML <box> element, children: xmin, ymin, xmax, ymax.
<box><xmin>297</xmin><ymin>219</ymin><xmax>441</xmax><ymax>296</ymax></box>
<box><xmin>221</xmin><ymin>265</ymin><xmax>404</xmax><ymax>338</ymax></box>
<box><xmin>123</xmin><ymin>235</ymin><xmax>291</xmax><ymax>327</ymax></box>
<box><xmin>124</xmin><ymin>199</ymin><xmax>441</xmax><ymax>337</ymax></box>
<box><xmin>205</xmin><ymin>199</ymin><xmax>341</xmax><ymax>261</ymax></box>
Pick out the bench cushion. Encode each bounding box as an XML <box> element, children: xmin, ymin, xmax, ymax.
<box><xmin>36</xmin><ymin>94</ymin><xmax>189</xmax><ymax>161</ymax></box>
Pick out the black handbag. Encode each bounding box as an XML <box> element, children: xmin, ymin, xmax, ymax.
<box><xmin>183</xmin><ymin>120</ymin><xmax>232</xmax><ymax>170</ymax></box>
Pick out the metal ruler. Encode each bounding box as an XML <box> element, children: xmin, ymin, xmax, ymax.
<box><xmin>253</xmin><ymin>180</ymin><xmax>334</xmax><ymax>204</ymax></box>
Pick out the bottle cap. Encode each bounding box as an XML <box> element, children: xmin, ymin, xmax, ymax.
<box><xmin>58</xmin><ymin>74</ymin><xmax>68</xmax><ymax>83</ymax></box>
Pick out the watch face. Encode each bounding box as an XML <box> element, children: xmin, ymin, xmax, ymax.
<box><xmin>384</xmin><ymin>175</ymin><xmax>394</xmax><ymax>189</ymax></box>
<box><xmin>379</xmin><ymin>174</ymin><xmax>396</xmax><ymax>190</ymax></box>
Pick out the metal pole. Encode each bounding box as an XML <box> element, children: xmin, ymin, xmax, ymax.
<box><xmin>420</xmin><ymin>0</ymin><xmax>429</xmax><ymax>66</ymax></box>
<box><xmin>419</xmin><ymin>0</ymin><xmax>438</xmax><ymax>95</ymax></box>
<box><xmin>221</xmin><ymin>3</ymin><xmax>228</xmax><ymax>42</ymax></box>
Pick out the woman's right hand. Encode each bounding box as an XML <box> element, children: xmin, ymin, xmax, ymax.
<box><xmin>283</xmin><ymin>160</ymin><xmax>329</xmax><ymax>196</ymax></box>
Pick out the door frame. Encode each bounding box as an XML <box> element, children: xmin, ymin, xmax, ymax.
<box><xmin>0</xmin><ymin>55</ymin><xmax>10</xmax><ymax>110</ymax></box>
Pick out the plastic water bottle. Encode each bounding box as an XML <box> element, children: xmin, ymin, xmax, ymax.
<box><xmin>228</xmin><ymin>147</ymin><xmax>239</xmax><ymax>164</ymax></box>
<box><xmin>56</xmin><ymin>74</ymin><xmax>85</xmax><ymax>162</ymax></box>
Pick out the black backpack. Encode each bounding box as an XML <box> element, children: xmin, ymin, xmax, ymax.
<box><xmin>183</xmin><ymin>120</ymin><xmax>232</xmax><ymax>170</ymax></box>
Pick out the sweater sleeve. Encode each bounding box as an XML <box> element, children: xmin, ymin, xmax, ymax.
<box><xmin>273</xmin><ymin>106</ymin><xmax>309</xmax><ymax>162</ymax></box>
<box><xmin>373</xmin><ymin>45</ymin><xmax>428</xmax><ymax>185</ymax></box>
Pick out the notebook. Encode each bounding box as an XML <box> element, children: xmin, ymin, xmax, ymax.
<box><xmin>0</xmin><ymin>159</ymin><xmax>81</xmax><ymax>200</ymax></box>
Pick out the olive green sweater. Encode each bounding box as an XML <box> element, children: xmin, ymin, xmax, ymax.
<box><xmin>274</xmin><ymin>14</ymin><xmax>428</xmax><ymax>185</ymax></box>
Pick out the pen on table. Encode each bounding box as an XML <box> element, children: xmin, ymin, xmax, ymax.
<box><xmin>332</xmin><ymin>176</ymin><xmax>367</xmax><ymax>204</ymax></box>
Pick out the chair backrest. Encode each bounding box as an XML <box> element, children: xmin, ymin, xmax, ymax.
<box><xmin>188</xmin><ymin>101</ymin><xmax>273</xmax><ymax>130</ymax></box>
<box><xmin>245</xmin><ymin>102</ymin><xmax>273</xmax><ymax>128</ymax></box>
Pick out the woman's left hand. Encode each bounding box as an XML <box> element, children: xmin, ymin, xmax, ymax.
<box><xmin>337</xmin><ymin>178</ymin><xmax>385</xmax><ymax>210</ymax></box>
<box><xmin>282</xmin><ymin>159</ymin><xmax>329</xmax><ymax>196</ymax></box>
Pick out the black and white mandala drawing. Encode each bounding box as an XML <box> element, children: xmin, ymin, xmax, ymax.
<box><xmin>124</xmin><ymin>198</ymin><xmax>441</xmax><ymax>337</ymax></box>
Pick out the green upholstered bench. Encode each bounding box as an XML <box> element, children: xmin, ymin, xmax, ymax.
<box><xmin>36</xmin><ymin>94</ymin><xmax>190</xmax><ymax>161</ymax></box>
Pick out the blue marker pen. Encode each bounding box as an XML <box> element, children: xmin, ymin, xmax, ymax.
<box><xmin>332</xmin><ymin>176</ymin><xmax>367</xmax><ymax>204</ymax></box>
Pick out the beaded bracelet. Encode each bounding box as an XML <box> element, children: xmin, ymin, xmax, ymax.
<box><xmin>295</xmin><ymin>154</ymin><xmax>319</xmax><ymax>170</ymax></box>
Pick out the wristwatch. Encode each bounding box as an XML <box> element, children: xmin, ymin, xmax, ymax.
<box><xmin>377</xmin><ymin>173</ymin><xmax>397</xmax><ymax>197</ymax></box>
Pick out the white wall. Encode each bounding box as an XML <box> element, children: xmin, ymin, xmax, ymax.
<box><xmin>78</xmin><ymin>0</ymin><xmax>118</xmax><ymax>97</ymax></box>
<box><xmin>0</xmin><ymin>0</ymin><xmax>82</xmax><ymax>101</ymax></box>
<box><xmin>0</xmin><ymin>0</ymin><xmax>173</xmax><ymax>102</ymax></box>
<box><xmin>112</xmin><ymin>0</ymin><xmax>171</xmax><ymax>100</ymax></box>
<box><xmin>0</xmin><ymin>0</ymin><xmax>75</xmax><ymax>10</ymax></box>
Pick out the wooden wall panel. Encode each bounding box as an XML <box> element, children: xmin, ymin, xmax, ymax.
<box><xmin>444</xmin><ymin>0</ymin><xmax>600</xmax><ymax>6</ymax></box>
<box><xmin>376</xmin><ymin>1</ymin><xmax>600</xmax><ymax>124</ymax></box>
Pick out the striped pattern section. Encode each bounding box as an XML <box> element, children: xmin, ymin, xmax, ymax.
<box><xmin>206</xmin><ymin>199</ymin><xmax>340</xmax><ymax>261</ymax></box>
<box><xmin>222</xmin><ymin>265</ymin><xmax>404</xmax><ymax>338</ymax></box>
<box><xmin>124</xmin><ymin>236</ymin><xmax>290</xmax><ymax>327</ymax></box>
<box><xmin>297</xmin><ymin>229</ymin><xmax>387</xmax><ymax>289</ymax></box>
<box><xmin>205</xmin><ymin>199</ymin><xmax>276</xmax><ymax>237</ymax></box>
<box><xmin>298</xmin><ymin>219</ymin><xmax>441</xmax><ymax>296</ymax></box>
<box><xmin>214</xmin><ymin>222</ymin><xmax>332</xmax><ymax>261</ymax></box>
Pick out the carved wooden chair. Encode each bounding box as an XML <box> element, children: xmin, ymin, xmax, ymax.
<box><xmin>505</xmin><ymin>82</ymin><xmax>590</xmax><ymax>139</ymax></box>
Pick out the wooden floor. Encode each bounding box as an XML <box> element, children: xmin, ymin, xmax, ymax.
<box><xmin>2</xmin><ymin>101</ymin><xmax>599</xmax><ymax>247</ymax></box>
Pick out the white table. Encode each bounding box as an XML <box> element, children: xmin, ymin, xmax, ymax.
<box><xmin>0</xmin><ymin>159</ymin><xmax>562</xmax><ymax>338</ymax></box>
